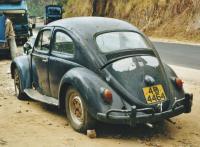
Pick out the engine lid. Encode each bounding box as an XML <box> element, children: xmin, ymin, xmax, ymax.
<box><xmin>104</xmin><ymin>55</ymin><xmax>172</xmax><ymax>109</ymax></box>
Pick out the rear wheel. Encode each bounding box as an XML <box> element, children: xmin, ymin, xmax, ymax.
<box><xmin>14</xmin><ymin>68</ymin><xmax>26</xmax><ymax>100</ymax></box>
<box><xmin>65</xmin><ymin>87</ymin><xmax>95</xmax><ymax>133</ymax></box>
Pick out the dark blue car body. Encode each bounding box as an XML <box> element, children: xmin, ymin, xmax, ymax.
<box><xmin>10</xmin><ymin>17</ymin><xmax>193</xmax><ymax>131</ymax></box>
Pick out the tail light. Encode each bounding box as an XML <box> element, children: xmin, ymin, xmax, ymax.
<box><xmin>175</xmin><ymin>78</ymin><xmax>184</xmax><ymax>89</ymax></box>
<box><xmin>101</xmin><ymin>88</ymin><xmax>113</xmax><ymax>104</ymax></box>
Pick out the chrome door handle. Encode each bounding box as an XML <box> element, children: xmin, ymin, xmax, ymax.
<box><xmin>42</xmin><ymin>58</ymin><xmax>48</xmax><ymax>63</ymax></box>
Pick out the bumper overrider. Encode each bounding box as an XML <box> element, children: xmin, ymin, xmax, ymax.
<box><xmin>97</xmin><ymin>93</ymin><xmax>193</xmax><ymax>126</ymax></box>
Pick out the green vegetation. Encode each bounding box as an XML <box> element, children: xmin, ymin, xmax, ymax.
<box><xmin>63</xmin><ymin>0</ymin><xmax>200</xmax><ymax>42</ymax></box>
<box><xmin>27</xmin><ymin>0</ymin><xmax>200</xmax><ymax>42</ymax></box>
<box><xmin>27</xmin><ymin>0</ymin><xmax>67</xmax><ymax>16</ymax></box>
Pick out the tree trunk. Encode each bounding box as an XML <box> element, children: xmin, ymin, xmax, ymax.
<box><xmin>92</xmin><ymin>0</ymin><xmax>107</xmax><ymax>16</ymax></box>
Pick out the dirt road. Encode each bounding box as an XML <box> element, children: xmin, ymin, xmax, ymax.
<box><xmin>0</xmin><ymin>60</ymin><xmax>200</xmax><ymax>147</ymax></box>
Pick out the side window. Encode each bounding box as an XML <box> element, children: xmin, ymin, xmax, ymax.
<box><xmin>52</xmin><ymin>31</ymin><xmax>75</xmax><ymax>55</ymax></box>
<box><xmin>35</xmin><ymin>29</ymin><xmax>51</xmax><ymax>52</ymax></box>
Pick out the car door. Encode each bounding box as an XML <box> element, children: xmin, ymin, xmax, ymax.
<box><xmin>31</xmin><ymin>28</ymin><xmax>52</xmax><ymax>96</ymax></box>
<box><xmin>49</xmin><ymin>28</ymin><xmax>79</xmax><ymax>98</ymax></box>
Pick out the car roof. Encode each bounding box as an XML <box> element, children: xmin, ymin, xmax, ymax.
<box><xmin>48</xmin><ymin>17</ymin><xmax>141</xmax><ymax>37</ymax></box>
<box><xmin>47</xmin><ymin>17</ymin><xmax>154</xmax><ymax>69</ymax></box>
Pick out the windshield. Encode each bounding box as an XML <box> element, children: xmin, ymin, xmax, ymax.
<box><xmin>96</xmin><ymin>32</ymin><xmax>151</xmax><ymax>53</ymax></box>
<box><xmin>47</xmin><ymin>7</ymin><xmax>62</xmax><ymax>16</ymax></box>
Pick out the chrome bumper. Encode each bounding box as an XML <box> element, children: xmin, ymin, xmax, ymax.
<box><xmin>97</xmin><ymin>93</ymin><xmax>193</xmax><ymax>126</ymax></box>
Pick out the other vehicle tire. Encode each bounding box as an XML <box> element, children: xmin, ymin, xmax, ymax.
<box><xmin>65</xmin><ymin>87</ymin><xmax>95</xmax><ymax>133</ymax></box>
<box><xmin>22</xmin><ymin>38</ymin><xmax>28</xmax><ymax>45</ymax></box>
<box><xmin>14</xmin><ymin>68</ymin><xmax>26</xmax><ymax>100</ymax></box>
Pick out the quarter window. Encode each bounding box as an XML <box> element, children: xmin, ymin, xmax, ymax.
<box><xmin>35</xmin><ymin>30</ymin><xmax>51</xmax><ymax>52</ymax></box>
<box><xmin>52</xmin><ymin>31</ymin><xmax>74</xmax><ymax>54</ymax></box>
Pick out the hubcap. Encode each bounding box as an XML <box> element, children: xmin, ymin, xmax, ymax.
<box><xmin>14</xmin><ymin>70</ymin><xmax>20</xmax><ymax>96</ymax></box>
<box><xmin>69</xmin><ymin>92</ymin><xmax>84</xmax><ymax>126</ymax></box>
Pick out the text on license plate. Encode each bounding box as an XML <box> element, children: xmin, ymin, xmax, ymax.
<box><xmin>143</xmin><ymin>84</ymin><xmax>166</xmax><ymax>104</ymax></box>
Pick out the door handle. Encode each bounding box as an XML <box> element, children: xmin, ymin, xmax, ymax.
<box><xmin>42</xmin><ymin>58</ymin><xmax>48</xmax><ymax>63</ymax></box>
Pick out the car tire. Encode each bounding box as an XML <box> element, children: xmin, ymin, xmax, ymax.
<box><xmin>22</xmin><ymin>38</ymin><xmax>28</xmax><ymax>45</ymax></box>
<box><xmin>65</xmin><ymin>87</ymin><xmax>95</xmax><ymax>133</ymax></box>
<box><xmin>14</xmin><ymin>68</ymin><xmax>26</xmax><ymax>100</ymax></box>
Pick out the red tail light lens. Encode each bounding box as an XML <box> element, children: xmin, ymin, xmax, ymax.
<box><xmin>102</xmin><ymin>89</ymin><xmax>113</xmax><ymax>104</ymax></box>
<box><xmin>175</xmin><ymin>78</ymin><xmax>184</xmax><ymax>89</ymax></box>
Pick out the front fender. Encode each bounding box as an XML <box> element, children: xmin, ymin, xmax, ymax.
<box><xmin>11</xmin><ymin>55</ymin><xmax>31</xmax><ymax>91</ymax></box>
<box><xmin>58</xmin><ymin>67</ymin><xmax>125</xmax><ymax>119</ymax></box>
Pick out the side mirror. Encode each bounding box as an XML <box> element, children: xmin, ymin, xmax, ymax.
<box><xmin>23</xmin><ymin>42</ymin><xmax>32</xmax><ymax>54</ymax></box>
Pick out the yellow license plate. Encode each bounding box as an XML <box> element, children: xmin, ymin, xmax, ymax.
<box><xmin>143</xmin><ymin>84</ymin><xmax>166</xmax><ymax>104</ymax></box>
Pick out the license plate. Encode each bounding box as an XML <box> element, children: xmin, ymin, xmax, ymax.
<box><xmin>143</xmin><ymin>84</ymin><xmax>166</xmax><ymax>104</ymax></box>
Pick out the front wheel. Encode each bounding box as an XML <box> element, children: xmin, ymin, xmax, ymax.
<box><xmin>65</xmin><ymin>87</ymin><xmax>95</xmax><ymax>133</ymax></box>
<box><xmin>14</xmin><ymin>68</ymin><xmax>26</xmax><ymax>100</ymax></box>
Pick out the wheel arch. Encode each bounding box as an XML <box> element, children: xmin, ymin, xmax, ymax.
<box><xmin>58</xmin><ymin>67</ymin><xmax>125</xmax><ymax>119</ymax></box>
<box><xmin>58</xmin><ymin>81</ymin><xmax>72</xmax><ymax>111</ymax></box>
<box><xmin>10</xmin><ymin>56</ymin><xmax>32</xmax><ymax>91</ymax></box>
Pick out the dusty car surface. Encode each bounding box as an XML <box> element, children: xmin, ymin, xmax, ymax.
<box><xmin>11</xmin><ymin>17</ymin><xmax>193</xmax><ymax>133</ymax></box>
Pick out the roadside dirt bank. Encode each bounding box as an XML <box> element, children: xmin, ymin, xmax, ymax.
<box><xmin>0</xmin><ymin>60</ymin><xmax>199</xmax><ymax>147</ymax></box>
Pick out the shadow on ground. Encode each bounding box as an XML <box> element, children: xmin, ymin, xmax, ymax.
<box><xmin>95</xmin><ymin>121</ymin><xmax>172</xmax><ymax>139</ymax></box>
<box><xmin>37</xmin><ymin>102</ymin><xmax>174</xmax><ymax>141</ymax></box>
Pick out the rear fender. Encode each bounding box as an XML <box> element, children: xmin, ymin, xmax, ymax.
<box><xmin>58</xmin><ymin>67</ymin><xmax>125</xmax><ymax>119</ymax></box>
<box><xmin>10</xmin><ymin>55</ymin><xmax>31</xmax><ymax>91</ymax></box>
<box><xmin>163</xmin><ymin>63</ymin><xmax>185</xmax><ymax>98</ymax></box>
<box><xmin>163</xmin><ymin>63</ymin><xmax>177</xmax><ymax>78</ymax></box>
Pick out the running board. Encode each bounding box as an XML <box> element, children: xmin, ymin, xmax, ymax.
<box><xmin>24</xmin><ymin>89</ymin><xmax>59</xmax><ymax>106</ymax></box>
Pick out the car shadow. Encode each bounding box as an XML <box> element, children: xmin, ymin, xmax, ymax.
<box><xmin>26</xmin><ymin>101</ymin><xmax>175</xmax><ymax>140</ymax></box>
<box><xmin>95</xmin><ymin>121</ymin><xmax>173</xmax><ymax>139</ymax></box>
<box><xmin>40</xmin><ymin>103</ymin><xmax>66</xmax><ymax>117</ymax></box>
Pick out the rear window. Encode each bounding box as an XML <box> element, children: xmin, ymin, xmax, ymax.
<box><xmin>96</xmin><ymin>32</ymin><xmax>151</xmax><ymax>53</ymax></box>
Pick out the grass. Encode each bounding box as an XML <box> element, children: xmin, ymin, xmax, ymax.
<box><xmin>63</xmin><ymin>0</ymin><xmax>200</xmax><ymax>43</ymax></box>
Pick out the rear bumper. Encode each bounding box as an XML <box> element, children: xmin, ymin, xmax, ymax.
<box><xmin>97</xmin><ymin>93</ymin><xmax>193</xmax><ymax>126</ymax></box>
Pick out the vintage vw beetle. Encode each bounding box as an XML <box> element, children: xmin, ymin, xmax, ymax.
<box><xmin>11</xmin><ymin>17</ymin><xmax>193</xmax><ymax>133</ymax></box>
